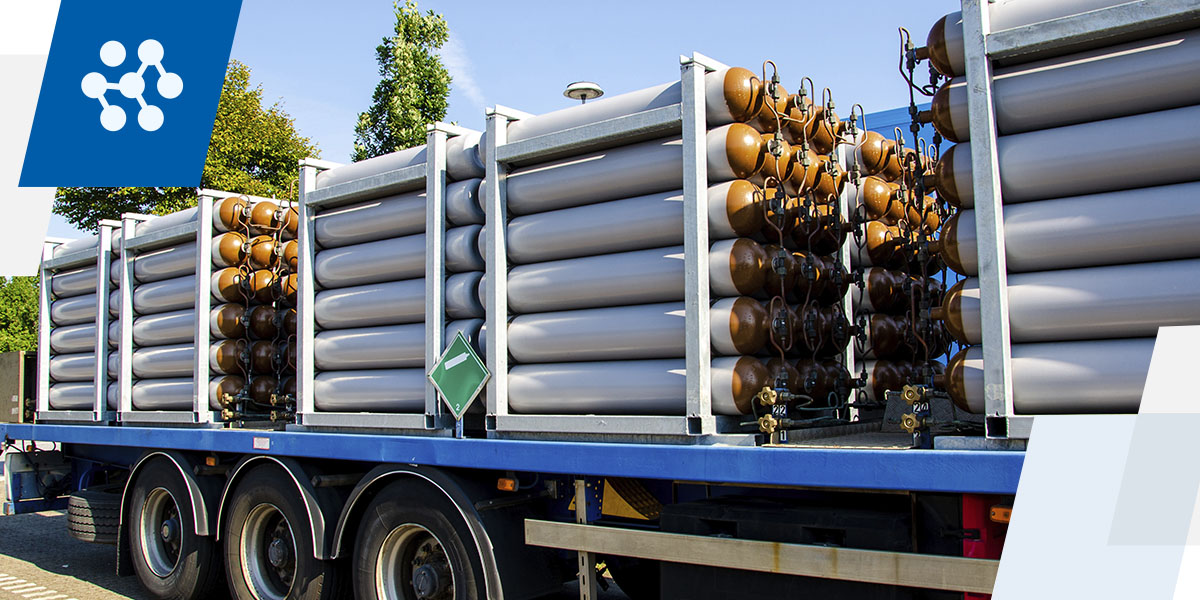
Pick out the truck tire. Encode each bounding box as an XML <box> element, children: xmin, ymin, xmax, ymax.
<box><xmin>67</xmin><ymin>485</ymin><xmax>122</xmax><ymax>544</ymax></box>
<box><xmin>223</xmin><ymin>465</ymin><xmax>345</xmax><ymax>600</ymax></box>
<box><xmin>352</xmin><ymin>479</ymin><xmax>484</xmax><ymax>600</ymax></box>
<box><xmin>128</xmin><ymin>458</ymin><xmax>225</xmax><ymax>600</ymax></box>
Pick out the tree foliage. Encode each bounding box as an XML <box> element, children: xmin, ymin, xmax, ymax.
<box><xmin>0</xmin><ymin>277</ymin><xmax>38</xmax><ymax>352</ymax></box>
<box><xmin>54</xmin><ymin>60</ymin><xmax>319</xmax><ymax>231</ymax></box>
<box><xmin>352</xmin><ymin>0</ymin><xmax>451</xmax><ymax>161</ymax></box>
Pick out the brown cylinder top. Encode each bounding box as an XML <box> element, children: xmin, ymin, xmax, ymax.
<box><xmin>249</xmin><ymin>375</ymin><xmax>278</xmax><ymax>404</ymax></box>
<box><xmin>724</xmin><ymin>123</ymin><xmax>767</xmax><ymax>180</ymax></box>
<box><xmin>815</xmin><ymin>258</ymin><xmax>848</xmax><ymax>306</ymax></box>
<box><xmin>753</xmin><ymin>83</ymin><xmax>790</xmax><ymax>133</ymax></box>
<box><xmin>784</xmin><ymin>148</ymin><xmax>820</xmax><ymax>196</ymax></box>
<box><xmin>730</xmin><ymin>355</ymin><xmax>769</xmax><ymax>415</ymax></box>
<box><xmin>907</xmin><ymin>196</ymin><xmax>940</xmax><ymax>234</ymax></box>
<box><xmin>248</xmin><ymin>305</ymin><xmax>278</xmax><ymax>339</ymax></box>
<box><xmin>855</xmin><ymin>130</ymin><xmax>890</xmax><ymax>177</ymax></box>
<box><xmin>806</xmin><ymin>106</ymin><xmax>841</xmax><ymax>156</ymax></box>
<box><xmin>280</xmin><ymin>273</ymin><xmax>299</xmax><ymax>306</ymax></box>
<box><xmin>936</xmin><ymin>279</ymin><xmax>969</xmax><ymax>345</ymax></box>
<box><xmin>937</xmin><ymin>211</ymin><xmax>965</xmax><ymax>275</ymax></box>
<box><xmin>880</xmin><ymin>141</ymin><xmax>905</xmax><ymax>182</ymax></box>
<box><xmin>863</xmin><ymin>268</ymin><xmax>904</xmax><ymax>314</ymax></box>
<box><xmin>212</xmin><ymin>303</ymin><xmax>247</xmax><ymax>339</ymax></box>
<box><xmin>764</xmin><ymin>357</ymin><xmax>801</xmax><ymax>394</ymax></box>
<box><xmin>212</xmin><ymin>375</ymin><xmax>245</xmax><ymax>408</ymax></box>
<box><xmin>212</xmin><ymin>267</ymin><xmax>244</xmax><ymax>302</ymax></box>
<box><xmin>762</xmin><ymin>244</ymin><xmax>799</xmax><ymax>299</ymax></box>
<box><xmin>868</xmin><ymin>360</ymin><xmax>912</xmax><ymax>403</ymax></box>
<box><xmin>213</xmin><ymin>232</ymin><xmax>247</xmax><ymax>268</ymax></box>
<box><xmin>792</xmin><ymin>251</ymin><xmax>826</xmax><ymax>302</ymax></box>
<box><xmin>811</xmin><ymin>155</ymin><xmax>845</xmax><ymax>202</ymax></box>
<box><xmin>944</xmin><ymin>346</ymin><xmax>972</xmax><ymax>411</ymax></box>
<box><xmin>214</xmin><ymin>196</ymin><xmax>247</xmax><ymax>233</ymax></box>
<box><xmin>282</xmin><ymin>376</ymin><xmax>297</xmax><ymax>397</ymax></box>
<box><xmin>211</xmin><ymin>339</ymin><xmax>246</xmax><ymax>374</ymax></box>
<box><xmin>926</xmin><ymin>14</ymin><xmax>955</xmax><ymax>78</ymax></box>
<box><xmin>791</xmin><ymin>204</ymin><xmax>846</xmax><ymax>255</ymax></box>
<box><xmin>281</xmin><ymin>308</ymin><xmax>297</xmax><ymax>335</ymax></box>
<box><xmin>860</xmin><ymin>176</ymin><xmax>906</xmax><ymax>224</ymax></box>
<box><xmin>249</xmin><ymin>200</ymin><xmax>280</xmax><ymax>233</ymax></box>
<box><xmin>282</xmin><ymin>205</ymin><xmax>299</xmax><ymax>238</ymax></box>
<box><xmin>726</xmin><ymin>238</ymin><xmax>768</xmax><ymax>296</ymax></box>
<box><xmin>758</xmin><ymin>133</ymin><xmax>794</xmax><ymax>186</ymax></box>
<box><xmin>861</xmin><ymin>220</ymin><xmax>908</xmax><ymax>269</ymax></box>
<box><xmin>725</xmin><ymin>180</ymin><xmax>767</xmax><ymax>236</ymax></box>
<box><xmin>758</xmin><ymin>187</ymin><xmax>796</xmax><ymax>238</ymax></box>
<box><xmin>281</xmin><ymin>240</ymin><xmax>298</xmax><ymax>272</ymax></box>
<box><xmin>929</xmin><ymin>83</ymin><xmax>959</xmax><ymax>143</ymax></box>
<box><xmin>250</xmin><ymin>340</ymin><xmax>276</xmax><ymax>373</ymax></box>
<box><xmin>723</xmin><ymin>67</ymin><xmax>765</xmax><ymax>124</ymax></box>
<box><xmin>248</xmin><ymin>269</ymin><xmax>276</xmax><ymax>304</ymax></box>
<box><xmin>782</xmin><ymin>94</ymin><xmax>813</xmax><ymax>146</ymax></box>
<box><xmin>247</xmin><ymin>235</ymin><xmax>276</xmax><ymax>271</ymax></box>
<box><xmin>725</xmin><ymin>297</ymin><xmax>770</xmax><ymax>355</ymax></box>
<box><xmin>933</xmin><ymin>144</ymin><xmax>960</xmax><ymax>206</ymax></box>
<box><xmin>868</xmin><ymin>314</ymin><xmax>909</xmax><ymax>360</ymax></box>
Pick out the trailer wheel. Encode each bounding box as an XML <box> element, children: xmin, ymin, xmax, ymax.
<box><xmin>224</xmin><ymin>465</ymin><xmax>343</xmax><ymax>600</ymax></box>
<box><xmin>128</xmin><ymin>458</ymin><xmax>225</xmax><ymax>600</ymax></box>
<box><xmin>352</xmin><ymin>480</ymin><xmax>484</xmax><ymax>600</ymax></box>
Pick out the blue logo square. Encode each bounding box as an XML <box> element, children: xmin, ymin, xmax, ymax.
<box><xmin>20</xmin><ymin>0</ymin><xmax>242</xmax><ymax>187</ymax></box>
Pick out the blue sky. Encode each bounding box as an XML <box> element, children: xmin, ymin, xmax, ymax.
<box><xmin>45</xmin><ymin>0</ymin><xmax>958</xmax><ymax>237</ymax></box>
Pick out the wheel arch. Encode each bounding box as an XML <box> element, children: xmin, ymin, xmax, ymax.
<box><xmin>117</xmin><ymin>450</ymin><xmax>220</xmax><ymax>576</ymax></box>
<box><xmin>215</xmin><ymin>455</ymin><xmax>334</xmax><ymax>560</ymax></box>
<box><xmin>330</xmin><ymin>464</ymin><xmax>505</xmax><ymax>599</ymax></box>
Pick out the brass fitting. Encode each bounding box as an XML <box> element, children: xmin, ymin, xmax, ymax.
<box><xmin>900</xmin><ymin>413</ymin><xmax>924</xmax><ymax>434</ymax></box>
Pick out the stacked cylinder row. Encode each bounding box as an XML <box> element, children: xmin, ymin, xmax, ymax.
<box><xmin>919</xmin><ymin>7</ymin><xmax>1200</xmax><ymax>414</ymax></box>
<box><xmin>44</xmin><ymin>233</ymin><xmax>112</xmax><ymax>412</ymax></box>
<box><xmin>309</xmin><ymin>133</ymin><xmax>487</xmax><ymax>413</ymax></box>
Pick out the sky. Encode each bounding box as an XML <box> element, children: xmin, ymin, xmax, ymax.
<box><xmin>45</xmin><ymin>0</ymin><xmax>958</xmax><ymax>238</ymax></box>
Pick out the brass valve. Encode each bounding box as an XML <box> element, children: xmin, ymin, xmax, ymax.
<box><xmin>900</xmin><ymin>384</ymin><xmax>925</xmax><ymax>405</ymax></box>
<box><xmin>755</xmin><ymin>386</ymin><xmax>778</xmax><ymax>407</ymax></box>
<box><xmin>900</xmin><ymin>413</ymin><xmax>924</xmax><ymax>434</ymax></box>
<box><xmin>758</xmin><ymin>414</ymin><xmax>780</xmax><ymax>434</ymax></box>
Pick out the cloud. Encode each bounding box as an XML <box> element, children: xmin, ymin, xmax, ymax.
<box><xmin>440</xmin><ymin>35</ymin><xmax>486</xmax><ymax>110</ymax></box>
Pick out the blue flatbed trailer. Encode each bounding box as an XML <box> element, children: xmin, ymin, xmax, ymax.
<box><xmin>2</xmin><ymin>421</ymin><xmax>1023</xmax><ymax>600</ymax></box>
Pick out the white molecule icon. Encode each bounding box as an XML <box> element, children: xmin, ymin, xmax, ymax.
<box><xmin>81</xmin><ymin>40</ymin><xmax>182</xmax><ymax>132</ymax></box>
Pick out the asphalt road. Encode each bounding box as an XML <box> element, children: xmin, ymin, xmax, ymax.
<box><xmin>0</xmin><ymin>475</ymin><xmax>628</xmax><ymax>600</ymax></box>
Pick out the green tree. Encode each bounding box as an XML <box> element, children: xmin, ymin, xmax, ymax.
<box><xmin>352</xmin><ymin>0</ymin><xmax>451</xmax><ymax>161</ymax></box>
<box><xmin>54</xmin><ymin>60</ymin><xmax>320</xmax><ymax>231</ymax></box>
<box><xmin>0</xmin><ymin>277</ymin><xmax>38</xmax><ymax>352</ymax></box>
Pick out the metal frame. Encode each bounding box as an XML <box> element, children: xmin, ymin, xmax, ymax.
<box><xmin>36</xmin><ymin>224</ymin><xmax>121</xmax><ymax>424</ymax></box>
<box><xmin>526</xmin><ymin>519</ymin><xmax>998</xmax><ymax>594</ymax></box>
<box><xmin>486</xmin><ymin>52</ymin><xmax>756</xmax><ymax>442</ymax></box>
<box><xmin>295</xmin><ymin>125</ymin><xmax>477</xmax><ymax>434</ymax></box>
<box><xmin>957</xmin><ymin>0</ymin><xmax>1200</xmax><ymax>439</ymax></box>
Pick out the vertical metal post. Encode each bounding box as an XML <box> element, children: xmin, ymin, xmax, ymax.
<box><xmin>118</xmin><ymin>216</ymin><xmax>138</xmax><ymax>416</ymax></box>
<box><xmin>837</xmin><ymin>146</ymin><xmax>857</xmax><ymax>422</ymax></box>
<box><xmin>94</xmin><ymin>224</ymin><xmax>113</xmax><ymax>421</ymax></box>
<box><xmin>484</xmin><ymin>111</ymin><xmax>510</xmax><ymax>430</ymax></box>
<box><xmin>681</xmin><ymin>55</ymin><xmax>713</xmax><ymax>435</ymax></box>
<box><xmin>575</xmin><ymin>479</ymin><xmax>597</xmax><ymax>600</ymax></box>
<box><xmin>193</xmin><ymin>195</ymin><xmax>215</xmax><ymax>424</ymax></box>
<box><xmin>961</xmin><ymin>0</ymin><xmax>1015</xmax><ymax>437</ymax></box>
<box><xmin>35</xmin><ymin>243</ymin><xmax>54</xmax><ymax>416</ymax></box>
<box><xmin>425</xmin><ymin>126</ymin><xmax>449</xmax><ymax>430</ymax></box>
<box><xmin>296</xmin><ymin>164</ymin><xmax>319</xmax><ymax>422</ymax></box>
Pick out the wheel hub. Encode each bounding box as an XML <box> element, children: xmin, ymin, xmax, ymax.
<box><xmin>159</xmin><ymin>517</ymin><xmax>178</xmax><ymax>544</ymax></box>
<box><xmin>268</xmin><ymin>537</ymin><xmax>291</xmax><ymax>568</ymax></box>
<box><xmin>412</xmin><ymin>563</ymin><xmax>449</xmax><ymax>598</ymax></box>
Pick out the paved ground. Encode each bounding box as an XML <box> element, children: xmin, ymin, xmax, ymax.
<box><xmin>0</xmin><ymin>474</ymin><xmax>628</xmax><ymax>600</ymax></box>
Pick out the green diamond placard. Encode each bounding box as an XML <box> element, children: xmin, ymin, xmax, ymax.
<box><xmin>428</xmin><ymin>332</ymin><xmax>490</xmax><ymax>420</ymax></box>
